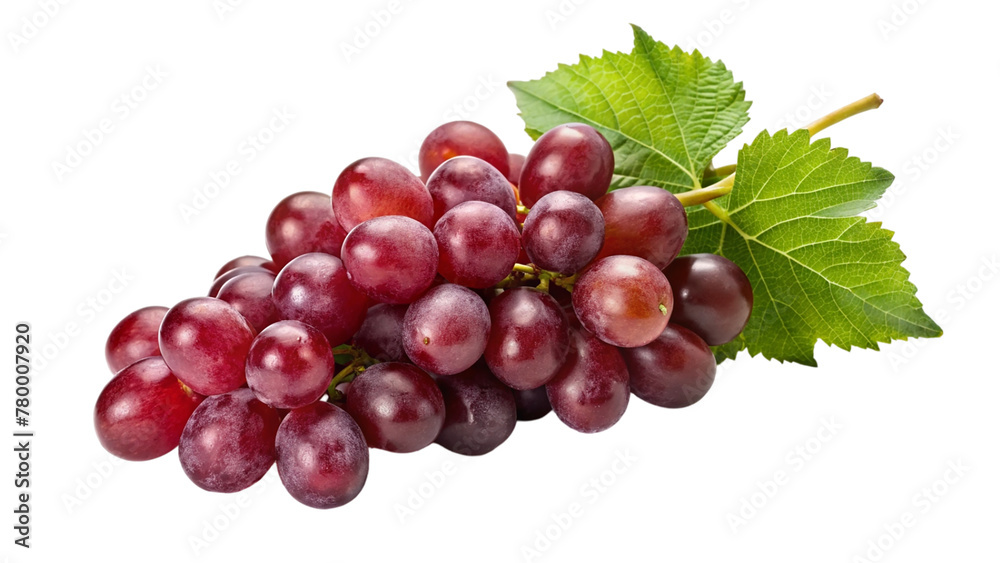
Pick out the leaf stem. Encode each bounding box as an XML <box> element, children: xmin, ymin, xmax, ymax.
<box><xmin>677</xmin><ymin>175</ymin><xmax>735</xmax><ymax>206</ymax></box>
<box><xmin>806</xmin><ymin>93</ymin><xmax>883</xmax><ymax>137</ymax></box>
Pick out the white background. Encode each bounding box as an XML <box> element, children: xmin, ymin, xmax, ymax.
<box><xmin>1</xmin><ymin>0</ymin><xmax>997</xmax><ymax>561</ymax></box>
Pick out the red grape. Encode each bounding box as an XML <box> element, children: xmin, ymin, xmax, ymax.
<box><xmin>434</xmin><ymin>201</ymin><xmax>521</xmax><ymax>288</ymax></box>
<box><xmin>434</xmin><ymin>363</ymin><xmax>517</xmax><ymax>456</ymax></box>
<box><xmin>546</xmin><ymin>327</ymin><xmax>629</xmax><ymax>433</ymax></box>
<box><xmin>178</xmin><ymin>388</ymin><xmax>281</xmax><ymax>493</ymax></box>
<box><xmin>216</xmin><ymin>271</ymin><xmax>279</xmax><ymax>333</ymax></box>
<box><xmin>276</xmin><ymin>401</ymin><xmax>369</xmax><ymax>509</ymax></box>
<box><xmin>484</xmin><ymin>287</ymin><xmax>569</xmax><ymax>390</ymax></box>
<box><xmin>245</xmin><ymin>320</ymin><xmax>335</xmax><ymax>409</ymax></box>
<box><xmin>519</xmin><ymin>123</ymin><xmax>614</xmax><ymax>207</ymax></box>
<box><xmin>105</xmin><ymin>306</ymin><xmax>167</xmax><ymax>374</ymax></box>
<box><xmin>345</xmin><ymin>362</ymin><xmax>445</xmax><ymax>453</ymax></box>
<box><xmin>621</xmin><ymin>324</ymin><xmax>716</xmax><ymax>408</ymax></box>
<box><xmin>512</xmin><ymin>386</ymin><xmax>552</xmax><ymax>421</ymax></box>
<box><xmin>209</xmin><ymin>265</ymin><xmax>272</xmax><ymax>298</ymax></box>
<box><xmin>332</xmin><ymin>157</ymin><xmax>433</xmax><ymax>231</ymax></box>
<box><xmin>425</xmin><ymin>156</ymin><xmax>517</xmax><ymax>223</ymax></box>
<box><xmin>158</xmin><ymin>297</ymin><xmax>256</xmax><ymax>396</ymax></box>
<box><xmin>402</xmin><ymin>283</ymin><xmax>491</xmax><ymax>376</ymax></box>
<box><xmin>266</xmin><ymin>191</ymin><xmax>347</xmax><ymax>267</ymax></box>
<box><xmin>594</xmin><ymin>186</ymin><xmax>688</xmax><ymax>269</ymax></box>
<box><xmin>419</xmin><ymin>121</ymin><xmax>509</xmax><ymax>181</ymax></box>
<box><xmin>341</xmin><ymin>215</ymin><xmax>439</xmax><ymax>304</ymax></box>
<box><xmin>94</xmin><ymin>357</ymin><xmax>204</xmax><ymax>461</ymax></box>
<box><xmin>521</xmin><ymin>190</ymin><xmax>605</xmax><ymax>274</ymax></box>
<box><xmin>354</xmin><ymin>303</ymin><xmax>408</xmax><ymax>362</ymax></box>
<box><xmin>572</xmin><ymin>255</ymin><xmax>673</xmax><ymax>348</ymax></box>
<box><xmin>663</xmin><ymin>254</ymin><xmax>753</xmax><ymax>346</ymax></box>
<box><xmin>215</xmin><ymin>255</ymin><xmax>271</xmax><ymax>278</ymax></box>
<box><xmin>271</xmin><ymin>252</ymin><xmax>368</xmax><ymax>346</ymax></box>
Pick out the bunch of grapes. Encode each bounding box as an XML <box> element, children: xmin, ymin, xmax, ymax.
<box><xmin>94</xmin><ymin>120</ymin><xmax>753</xmax><ymax>509</ymax></box>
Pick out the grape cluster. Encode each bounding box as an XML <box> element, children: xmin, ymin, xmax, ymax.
<box><xmin>94</xmin><ymin>120</ymin><xmax>753</xmax><ymax>509</ymax></box>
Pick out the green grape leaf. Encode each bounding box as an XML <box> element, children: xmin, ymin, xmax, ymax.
<box><xmin>686</xmin><ymin>130</ymin><xmax>942</xmax><ymax>365</ymax></box>
<box><xmin>508</xmin><ymin>24</ymin><xmax>751</xmax><ymax>193</ymax></box>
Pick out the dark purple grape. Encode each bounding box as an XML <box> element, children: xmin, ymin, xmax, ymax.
<box><xmin>621</xmin><ymin>324</ymin><xmax>716</xmax><ymax>408</ymax></box>
<box><xmin>178</xmin><ymin>388</ymin><xmax>281</xmax><ymax>493</ymax></box>
<box><xmin>663</xmin><ymin>254</ymin><xmax>753</xmax><ymax>346</ymax></box>
<box><xmin>512</xmin><ymin>386</ymin><xmax>551</xmax><ymax>421</ymax></box>
<box><xmin>521</xmin><ymin>191</ymin><xmax>605</xmax><ymax>274</ymax></box>
<box><xmin>105</xmin><ymin>306</ymin><xmax>167</xmax><ymax>373</ymax></box>
<box><xmin>332</xmin><ymin>157</ymin><xmax>434</xmax><ymax>231</ymax></box>
<box><xmin>94</xmin><ymin>357</ymin><xmax>204</xmax><ymax>461</ymax></box>
<box><xmin>594</xmin><ymin>186</ymin><xmax>688</xmax><ymax>269</ymax></box>
<box><xmin>271</xmin><ymin>252</ymin><xmax>368</xmax><ymax>346</ymax></box>
<box><xmin>402</xmin><ymin>284</ymin><xmax>491</xmax><ymax>376</ymax></box>
<box><xmin>209</xmin><ymin>265</ymin><xmax>272</xmax><ymax>298</ymax></box>
<box><xmin>434</xmin><ymin>201</ymin><xmax>521</xmax><ymax>288</ymax></box>
<box><xmin>245</xmin><ymin>320</ymin><xmax>335</xmax><ymax>409</ymax></box>
<box><xmin>345</xmin><ymin>362</ymin><xmax>445</xmax><ymax>453</ymax></box>
<box><xmin>354</xmin><ymin>303</ymin><xmax>408</xmax><ymax>362</ymax></box>
<box><xmin>341</xmin><ymin>215</ymin><xmax>439</xmax><ymax>304</ymax></box>
<box><xmin>546</xmin><ymin>328</ymin><xmax>629</xmax><ymax>433</ymax></box>
<box><xmin>484</xmin><ymin>288</ymin><xmax>569</xmax><ymax>390</ymax></box>
<box><xmin>426</xmin><ymin>156</ymin><xmax>517</xmax><ymax>223</ymax></box>
<box><xmin>276</xmin><ymin>401</ymin><xmax>369</xmax><ymax>509</ymax></box>
<box><xmin>419</xmin><ymin>121</ymin><xmax>509</xmax><ymax>181</ymax></box>
<box><xmin>507</xmin><ymin>153</ymin><xmax>525</xmax><ymax>186</ymax></box>
<box><xmin>158</xmin><ymin>297</ymin><xmax>256</xmax><ymax>396</ymax></box>
<box><xmin>217</xmin><ymin>272</ymin><xmax>279</xmax><ymax>333</ymax></box>
<box><xmin>519</xmin><ymin>123</ymin><xmax>614</xmax><ymax>207</ymax></box>
<box><xmin>215</xmin><ymin>255</ymin><xmax>271</xmax><ymax>278</ymax></box>
<box><xmin>572</xmin><ymin>255</ymin><xmax>673</xmax><ymax>348</ymax></box>
<box><xmin>434</xmin><ymin>363</ymin><xmax>517</xmax><ymax>456</ymax></box>
<box><xmin>265</xmin><ymin>191</ymin><xmax>347</xmax><ymax>267</ymax></box>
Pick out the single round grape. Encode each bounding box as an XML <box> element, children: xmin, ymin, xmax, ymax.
<box><xmin>434</xmin><ymin>201</ymin><xmax>521</xmax><ymax>288</ymax></box>
<box><xmin>276</xmin><ymin>401</ymin><xmax>369</xmax><ymax>509</ymax></box>
<box><xmin>266</xmin><ymin>191</ymin><xmax>347</xmax><ymax>267</ymax></box>
<box><xmin>354</xmin><ymin>303</ymin><xmax>408</xmax><ymax>362</ymax></box>
<box><xmin>105</xmin><ymin>306</ymin><xmax>167</xmax><ymax>373</ymax></box>
<box><xmin>340</xmin><ymin>215</ymin><xmax>439</xmax><ymax>304</ymax></box>
<box><xmin>345</xmin><ymin>362</ymin><xmax>445</xmax><ymax>453</ymax></box>
<box><xmin>512</xmin><ymin>386</ymin><xmax>552</xmax><ymax>421</ymax></box>
<box><xmin>484</xmin><ymin>288</ymin><xmax>569</xmax><ymax>390</ymax></box>
<box><xmin>209</xmin><ymin>265</ymin><xmax>273</xmax><ymax>298</ymax></box>
<box><xmin>425</xmin><ymin>156</ymin><xmax>517</xmax><ymax>223</ymax></box>
<box><xmin>332</xmin><ymin>157</ymin><xmax>433</xmax><ymax>231</ymax></box>
<box><xmin>217</xmin><ymin>271</ymin><xmax>279</xmax><ymax>333</ymax></box>
<box><xmin>546</xmin><ymin>328</ymin><xmax>629</xmax><ymax>433</ymax></box>
<box><xmin>402</xmin><ymin>284</ymin><xmax>491</xmax><ymax>376</ymax></box>
<box><xmin>663</xmin><ymin>254</ymin><xmax>753</xmax><ymax>346</ymax></box>
<box><xmin>94</xmin><ymin>357</ymin><xmax>204</xmax><ymax>461</ymax></box>
<box><xmin>434</xmin><ymin>363</ymin><xmax>517</xmax><ymax>456</ymax></box>
<box><xmin>179</xmin><ymin>388</ymin><xmax>281</xmax><ymax>493</ymax></box>
<box><xmin>572</xmin><ymin>255</ymin><xmax>673</xmax><ymax>348</ymax></box>
<box><xmin>507</xmin><ymin>153</ymin><xmax>525</xmax><ymax>186</ymax></box>
<box><xmin>594</xmin><ymin>186</ymin><xmax>688</xmax><ymax>269</ymax></box>
<box><xmin>271</xmin><ymin>252</ymin><xmax>368</xmax><ymax>346</ymax></box>
<box><xmin>521</xmin><ymin>190</ymin><xmax>605</xmax><ymax>274</ymax></box>
<box><xmin>519</xmin><ymin>123</ymin><xmax>614</xmax><ymax>207</ymax></box>
<box><xmin>419</xmin><ymin>121</ymin><xmax>509</xmax><ymax>181</ymax></box>
<box><xmin>158</xmin><ymin>297</ymin><xmax>256</xmax><ymax>396</ymax></box>
<box><xmin>621</xmin><ymin>324</ymin><xmax>716</xmax><ymax>408</ymax></box>
<box><xmin>245</xmin><ymin>320</ymin><xmax>335</xmax><ymax>409</ymax></box>
<box><xmin>215</xmin><ymin>255</ymin><xmax>271</xmax><ymax>278</ymax></box>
